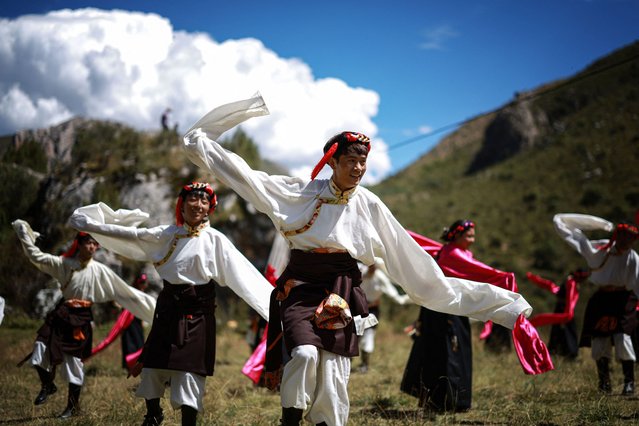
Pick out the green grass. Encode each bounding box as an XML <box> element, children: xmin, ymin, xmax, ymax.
<box><xmin>1</xmin><ymin>306</ymin><xmax>638</xmax><ymax>425</ymax></box>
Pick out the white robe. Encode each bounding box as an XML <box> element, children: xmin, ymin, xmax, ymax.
<box><xmin>181</xmin><ymin>93</ymin><xmax>532</xmax><ymax>329</ymax></box>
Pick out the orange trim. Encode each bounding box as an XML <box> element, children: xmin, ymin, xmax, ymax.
<box><xmin>64</xmin><ymin>299</ymin><xmax>93</xmax><ymax>308</ymax></box>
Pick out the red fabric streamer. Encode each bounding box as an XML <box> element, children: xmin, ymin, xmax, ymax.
<box><xmin>512</xmin><ymin>314</ymin><xmax>555</xmax><ymax>374</ymax></box>
<box><xmin>125</xmin><ymin>348</ymin><xmax>143</xmax><ymax>372</ymax></box>
<box><xmin>406</xmin><ymin>229</ymin><xmax>442</xmax><ymax>257</ymax></box>
<box><xmin>264</xmin><ymin>264</ymin><xmax>278</xmax><ymax>287</ymax></box>
<box><xmin>90</xmin><ymin>310</ymin><xmax>135</xmax><ymax>357</ymax></box>
<box><xmin>310</xmin><ymin>142</ymin><xmax>338</xmax><ymax>180</ymax></box>
<box><xmin>526</xmin><ymin>273</ymin><xmax>579</xmax><ymax>328</ymax></box>
<box><xmin>526</xmin><ymin>272</ymin><xmax>559</xmax><ymax>294</ymax></box>
<box><xmin>242</xmin><ymin>324</ymin><xmax>269</xmax><ymax>384</ymax></box>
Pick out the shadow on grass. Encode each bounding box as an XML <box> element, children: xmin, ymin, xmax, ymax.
<box><xmin>0</xmin><ymin>414</ymin><xmax>56</xmax><ymax>424</ymax></box>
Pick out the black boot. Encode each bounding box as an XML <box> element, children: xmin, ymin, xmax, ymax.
<box><xmin>280</xmin><ymin>407</ymin><xmax>303</xmax><ymax>426</ymax></box>
<box><xmin>142</xmin><ymin>398</ymin><xmax>164</xmax><ymax>426</ymax></box>
<box><xmin>181</xmin><ymin>405</ymin><xmax>198</xmax><ymax>426</ymax></box>
<box><xmin>622</xmin><ymin>360</ymin><xmax>635</xmax><ymax>395</ymax></box>
<box><xmin>596</xmin><ymin>358</ymin><xmax>611</xmax><ymax>393</ymax></box>
<box><xmin>34</xmin><ymin>366</ymin><xmax>57</xmax><ymax>405</ymax></box>
<box><xmin>58</xmin><ymin>383</ymin><xmax>81</xmax><ymax>418</ymax></box>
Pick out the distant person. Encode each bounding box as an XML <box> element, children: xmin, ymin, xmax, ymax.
<box><xmin>553</xmin><ymin>213</ymin><xmax>639</xmax><ymax>395</ymax></box>
<box><xmin>69</xmin><ymin>182</ymin><xmax>273</xmax><ymax>426</ymax></box>
<box><xmin>161</xmin><ymin>108</ymin><xmax>171</xmax><ymax>131</ymax></box>
<box><xmin>401</xmin><ymin>220</ymin><xmax>521</xmax><ymax>412</ymax></box>
<box><xmin>356</xmin><ymin>260</ymin><xmax>411</xmax><ymax>374</ymax></box>
<box><xmin>525</xmin><ymin>269</ymin><xmax>589</xmax><ymax>359</ymax></box>
<box><xmin>12</xmin><ymin>221</ymin><xmax>155</xmax><ymax>419</ymax></box>
<box><xmin>181</xmin><ymin>93</ymin><xmax>551</xmax><ymax>426</ymax></box>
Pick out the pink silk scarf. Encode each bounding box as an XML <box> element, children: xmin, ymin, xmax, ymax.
<box><xmin>512</xmin><ymin>314</ymin><xmax>555</xmax><ymax>374</ymax></box>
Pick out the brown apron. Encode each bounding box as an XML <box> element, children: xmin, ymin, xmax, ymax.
<box><xmin>140</xmin><ymin>281</ymin><xmax>216</xmax><ymax>376</ymax></box>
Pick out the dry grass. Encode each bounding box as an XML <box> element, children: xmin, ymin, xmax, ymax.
<box><xmin>1</xmin><ymin>317</ymin><xmax>638</xmax><ymax>425</ymax></box>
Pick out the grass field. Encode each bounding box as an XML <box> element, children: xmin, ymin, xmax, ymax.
<box><xmin>1</xmin><ymin>311</ymin><xmax>638</xmax><ymax>426</ymax></box>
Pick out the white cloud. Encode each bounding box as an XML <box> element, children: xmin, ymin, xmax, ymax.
<box><xmin>419</xmin><ymin>25</ymin><xmax>459</xmax><ymax>50</ymax></box>
<box><xmin>0</xmin><ymin>8</ymin><xmax>389</xmax><ymax>183</ymax></box>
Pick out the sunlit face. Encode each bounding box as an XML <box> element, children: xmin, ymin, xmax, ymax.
<box><xmin>182</xmin><ymin>192</ymin><xmax>211</xmax><ymax>227</ymax></box>
<box><xmin>77</xmin><ymin>238</ymin><xmax>99</xmax><ymax>261</ymax></box>
<box><xmin>329</xmin><ymin>152</ymin><xmax>367</xmax><ymax>191</ymax></box>
<box><xmin>454</xmin><ymin>227</ymin><xmax>475</xmax><ymax>250</ymax></box>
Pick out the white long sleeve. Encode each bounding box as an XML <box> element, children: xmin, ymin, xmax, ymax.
<box><xmin>12</xmin><ymin>219</ymin><xmax>156</xmax><ymax>323</ymax></box>
<box><xmin>554</xmin><ymin>213</ymin><xmax>639</xmax><ymax>295</ymax></box>
<box><xmin>182</xmin><ymin>95</ymin><xmax>532</xmax><ymax>329</ymax></box>
<box><xmin>69</xmin><ymin>203</ymin><xmax>272</xmax><ymax>320</ymax></box>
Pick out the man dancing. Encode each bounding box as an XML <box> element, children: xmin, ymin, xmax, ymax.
<box><xmin>12</xmin><ymin>221</ymin><xmax>156</xmax><ymax>418</ymax></box>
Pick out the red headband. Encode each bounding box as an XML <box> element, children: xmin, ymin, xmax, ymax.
<box><xmin>175</xmin><ymin>182</ymin><xmax>217</xmax><ymax>226</ymax></box>
<box><xmin>310</xmin><ymin>132</ymin><xmax>371</xmax><ymax>180</ymax></box>
<box><xmin>443</xmin><ymin>220</ymin><xmax>475</xmax><ymax>242</ymax></box>
<box><xmin>597</xmin><ymin>222</ymin><xmax>639</xmax><ymax>252</ymax></box>
<box><xmin>62</xmin><ymin>232</ymin><xmax>96</xmax><ymax>258</ymax></box>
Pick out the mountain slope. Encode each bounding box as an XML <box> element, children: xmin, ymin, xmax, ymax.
<box><xmin>371</xmin><ymin>41</ymin><xmax>639</xmax><ymax>294</ymax></box>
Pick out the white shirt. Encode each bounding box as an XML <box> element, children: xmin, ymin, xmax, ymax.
<box><xmin>68</xmin><ymin>203</ymin><xmax>272</xmax><ymax>320</ymax></box>
<box><xmin>359</xmin><ymin>265</ymin><xmax>411</xmax><ymax>306</ymax></box>
<box><xmin>553</xmin><ymin>213</ymin><xmax>639</xmax><ymax>296</ymax></box>
<box><xmin>12</xmin><ymin>219</ymin><xmax>156</xmax><ymax>324</ymax></box>
<box><xmin>180</xmin><ymin>93</ymin><xmax>532</xmax><ymax>329</ymax></box>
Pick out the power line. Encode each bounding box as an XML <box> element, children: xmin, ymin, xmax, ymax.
<box><xmin>385</xmin><ymin>50</ymin><xmax>639</xmax><ymax>153</ymax></box>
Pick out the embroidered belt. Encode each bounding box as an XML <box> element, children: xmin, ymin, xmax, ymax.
<box><xmin>308</xmin><ymin>248</ymin><xmax>348</xmax><ymax>254</ymax></box>
<box><xmin>64</xmin><ymin>299</ymin><xmax>93</xmax><ymax>308</ymax></box>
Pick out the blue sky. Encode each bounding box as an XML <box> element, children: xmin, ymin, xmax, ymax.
<box><xmin>1</xmin><ymin>1</ymin><xmax>637</xmax><ymax>179</ymax></box>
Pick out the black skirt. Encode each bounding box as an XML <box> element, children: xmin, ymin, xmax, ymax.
<box><xmin>140</xmin><ymin>281</ymin><xmax>216</xmax><ymax>376</ymax></box>
<box><xmin>579</xmin><ymin>289</ymin><xmax>638</xmax><ymax>347</ymax></box>
<box><xmin>400</xmin><ymin>307</ymin><xmax>472</xmax><ymax>412</ymax></box>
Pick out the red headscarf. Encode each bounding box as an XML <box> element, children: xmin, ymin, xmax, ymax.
<box><xmin>310</xmin><ymin>131</ymin><xmax>371</xmax><ymax>180</ymax></box>
<box><xmin>175</xmin><ymin>182</ymin><xmax>217</xmax><ymax>226</ymax></box>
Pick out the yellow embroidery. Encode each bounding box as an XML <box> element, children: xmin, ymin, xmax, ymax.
<box><xmin>282</xmin><ymin>181</ymin><xmax>355</xmax><ymax>237</ymax></box>
<box><xmin>154</xmin><ymin>222</ymin><xmax>208</xmax><ymax>267</ymax></box>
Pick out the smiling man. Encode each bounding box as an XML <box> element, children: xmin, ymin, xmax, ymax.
<box><xmin>180</xmin><ymin>94</ymin><xmax>549</xmax><ymax>426</ymax></box>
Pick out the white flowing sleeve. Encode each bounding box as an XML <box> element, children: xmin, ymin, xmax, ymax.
<box><xmin>553</xmin><ymin>213</ymin><xmax>613</xmax><ymax>268</ymax></box>
<box><xmin>212</xmin><ymin>232</ymin><xmax>272</xmax><ymax>320</ymax></box>
<box><xmin>12</xmin><ymin>219</ymin><xmax>66</xmax><ymax>281</ymax></box>
<box><xmin>370</xmin><ymin>204</ymin><xmax>531</xmax><ymax>329</ymax></box>
<box><xmin>68</xmin><ymin>202</ymin><xmax>163</xmax><ymax>262</ymax></box>
<box><xmin>183</xmin><ymin>94</ymin><xmax>307</xmax><ymax>226</ymax></box>
<box><xmin>94</xmin><ymin>264</ymin><xmax>156</xmax><ymax>324</ymax></box>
